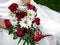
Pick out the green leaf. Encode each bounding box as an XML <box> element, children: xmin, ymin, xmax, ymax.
<box><xmin>34</xmin><ymin>0</ymin><xmax>60</xmax><ymax>12</ymax></box>
<box><xmin>26</xmin><ymin>33</ymin><xmax>35</xmax><ymax>45</ymax></box>
<box><xmin>27</xmin><ymin>41</ymin><xmax>29</xmax><ymax>45</ymax></box>
<box><xmin>26</xmin><ymin>38</ymin><xmax>30</xmax><ymax>45</ymax></box>
<box><xmin>23</xmin><ymin>41</ymin><xmax>26</xmax><ymax>45</ymax></box>
<box><xmin>8</xmin><ymin>29</ymin><xmax>14</xmax><ymax>34</ymax></box>
<box><xmin>29</xmin><ymin>34</ymin><xmax>35</xmax><ymax>45</ymax></box>
<box><xmin>8</xmin><ymin>26</ymin><xmax>14</xmax><ymax>34</ymax></box>
<box><xmin>16</xmin><ymin>21</ymin><xmax>20</xmax><ymax>27</ymax></box>
<box><xmin>13</xmin><ymin>32</ymin><xmax>17</xmax><ymax>39</ymax></box>
<box><xmin>17</xmin><ymin>38</ymin><xmax>22</xmax><ymax>45</ymax></box>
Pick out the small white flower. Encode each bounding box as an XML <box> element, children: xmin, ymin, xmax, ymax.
<box><xmin>27</xmin><ymin>10</ymin><xmax>36</xmax><ymax>19</ymax></box>
<box><xmin>10</xmin><ymin>12</ymin><xmax>16</xmax><ymax>17</ymax></box>
<box><xmin>9</xmin><ymin>15</ymin><xmax>18</xmax><ymax>26</ymax></box>
<box><xmin>33</xmin><ymin>23</ymin><xmax>38</xmax><ymax>28</ymax></box>
<box><xmin>20</xmin><ymin>18</ymin><xmax>32</xmax><ymax>28</ymax></box>
<box><xmin>18</xmin><ymin>6</ymin><xmax>27</xmax><ymax>11</ymax></box>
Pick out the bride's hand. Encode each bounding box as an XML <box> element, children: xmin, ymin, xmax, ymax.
<box><xmin>22</xmin><ymin>0</ymin><xmax>30</xmax><ymax>4</ymax></box>
<box><xmin>0</xmin><ymin>19</ymin><xmax>6</xmax><ymax>29</ymax></box>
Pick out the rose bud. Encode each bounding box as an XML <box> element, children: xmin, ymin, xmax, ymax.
<box><xmin>16</xmin><ymin>11</ymin><xmax>27</xmax><ymax>20</ymax></box>
<box><xmin>17</xmin><ymin>28</ymin><xmax>24</xmax><ymax>37</ymax></box>
<box><xmin>27</xmin><ymin>3</ymin><xmax>36</xmax><ymax>11</ymax></box>
<box><xmin>33</xmin><ymin>18</ymin><xmax>40</xmax><ymax>25</ymax></box>
<box><xmin>33</xmin><ymin>33</ymin><xmax>43</xmax><ymax>42</ymax></box>
<box><xmin>16</xmin><ymin>12</ymin><xmax>21</xmax><ymax>20</ymax></box>
<box><xmin>4</xmin><ymin>19</ymin><xmax>12</xmax><ymax>28</ymax></box>
<box><xmin>8</xmin><ymin>3</ymin><xmax>18</xmax><ymax>12</ymax></box>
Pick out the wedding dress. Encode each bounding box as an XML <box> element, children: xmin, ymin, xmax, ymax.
<box><xmin>0</xmin><ymin>0</ymin><xmax>60</xmax><ymax>45</ymax></box>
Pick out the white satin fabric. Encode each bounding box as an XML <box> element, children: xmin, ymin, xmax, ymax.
<box><xmin>0</xmin><ymin>0</ymin><xmax>60</xmax><ymax>45</ymax></box>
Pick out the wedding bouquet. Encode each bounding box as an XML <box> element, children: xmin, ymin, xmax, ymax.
<box><xmin>4</xmin><ymin>3</ymin><xmax>50</xmax><ymax>45</ymax></box>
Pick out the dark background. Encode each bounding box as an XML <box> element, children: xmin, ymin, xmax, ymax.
<box><xmin>34</xmin><ymin>0</ymin><xmax>60</xmax><ymax>12</ymax></box>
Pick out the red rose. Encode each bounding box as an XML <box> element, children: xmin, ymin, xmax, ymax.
<box><xmin>16</xmin><ymin>11</ymin><xmax>27</xmax><ymax>20</ymax></box>
<box><xmin>4</xmin><ymin>19</ymin><xmax>12</xmax><ymax>28</ymax></box>
<box><xmin>17</xmin><ymin>28</ymin><xmax>24</xmax><ymax>37</ymax></box>
<box><xmin>33</xmin><ymin>33</ymin><xmax>43</xmax><ymax>42</ymax></box>
<box><xmin>33</xmin><ymin>18</ymin><xmax>40</xmax><ymax>25</ymax></box>
<box><xmin>21</xmin><ymin>27</ymin><xmax>25</xmax><ymax>32</ymax></box>
<box><xmin>19</xmin><ymin>11</ymin><xmax>27</xmax><ymax>18</ymax></box>
<box><xmin>8</xmin><ymin>3</ymin><xmax>18</xmax><ymax>12</ymax></box>
<box><xmin>16</xmin><ymin>12</ymin><xmax>21</xmax><ymax>20</ymax></box>
<box><xmin>27</xmin><ymin>3</ymin><xmax>36</xmax><ymax>11</ymax></box>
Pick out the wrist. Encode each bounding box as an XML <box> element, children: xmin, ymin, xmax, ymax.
<box><xmin>0</xmin><ymin>19</ymin><xmax>6</xmax><ymax>28</ymax></box>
